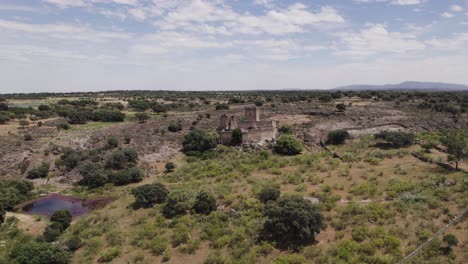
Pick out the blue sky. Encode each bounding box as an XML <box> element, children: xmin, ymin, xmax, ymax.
<box><xmin>0</xmin><ymin>0</ymin><xmax>467</xmax><ymax>92</ymax></box>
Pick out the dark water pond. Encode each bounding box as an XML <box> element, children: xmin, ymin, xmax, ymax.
<box><xmin>20</xmin><ymin>194</ymin><xmax>110</xmax><ymax>217</ymax></box>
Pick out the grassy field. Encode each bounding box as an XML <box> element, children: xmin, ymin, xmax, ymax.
<box><xmin>3</xmin><ymin>136</ymin><xmax>464</xmax><ymax>264</ymax></box>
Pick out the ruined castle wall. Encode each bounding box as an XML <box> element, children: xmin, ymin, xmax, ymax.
<box><xmin>242</xmin><ymin>127</ymin><xmax>276</xmax><ymax>144</ymax></box>
<box><xmin>245</xmin><ymin>107</ymin><xmax>259</xmax><ymax>122</ymax></box>
<box><xmin>219</xmin><ymin>131</ymin><xmax>232</xmax><ymax>145</ymax></box>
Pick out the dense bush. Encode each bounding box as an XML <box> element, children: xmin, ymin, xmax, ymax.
<box><xmin>278</xmin><ymin>125</ymin><xmax>293</xmax><ymax>135</ymax></box>
<box><xmin>23</xmin><ymin>134</ymin><xmax>32</xmax><ymax>141</ymax></box>
<box><xmin>261</xmin><ymin>196</ymin><xmax>324</xmax><ymax>250</ymax></box>
<box><xmin>106</xmin><ymin>137</ymin><xmax>119</xmax><ymax>149</ymax></box>
<box><xmin>258</xmin><ymin>186</ymin><xmax>280</xmax><ymax>204</ymax></box>
<box><xmin>67</xmin><ymin>111</ymin><xmax>89</xmax><ymax>124</ymax></box>
<box><xmin>375</xmin><ymin>131</ymin><xmax>415</xmax><ymax>147</ymax></box>
<box><xmin>0</xmin><ymin>113</ymin><xmax>10</xmax><ymax>124</ymax></box>
<box><xmin>152</xmin><ymin>103</ymin><xmax>167</xmax><ymax>114</ymax></box>
<box><xmin>165</xmin><ymin>162</ymin><xmax>176</xmax><ymax>172</ymax></box>
<box><xmin>163</xmin><ymin>190</ymin><xmax>191</xmax><ymax>218</ymax></box>
<box><xmin>132</xmin><ymin>183</ymin><xmax>169</xmax><ymax>208</ymax></box>
<box><xmin>109</xmin><ymin>167</ymin><xmax>144</xmax><ymax>185</ymax></box>
<box><xmin>215</xmin><ymin>103</ymin><xmax>229</xmax><ymax>110</ymax></box>
<box><xmin>318</xmin><ymin>94</ymin><xmax>332</xmax><ymax>102</ymax></box>
<box><xmin>182</xmin><ymin>129</ymin><xmax>218</xmax><ymax>153</ymax></box>
<box><xmin>168</xmin><ymin>121</ymin><xmax>182</xmax><ymax>132</ymax></box>
<box><xmin>336</xmin><ymin>103</ymin><xmax>346</xmax><ymax>111</ymax></box>
<box><xmin>92</xmin><ymin>109</ymin><xmax>125</xmax><ymax>122</ymax></box>
<box><xmin>327</xmin><ymin>130</ymin><xmax>350</xmax><ymax>145</ymax></box>
<box><xmin>135</xmin><ymin>112</ymin><xmax>150</xmax><ymax>123</ymax></box>
<box><xmin>56</xmin><ymin>121</ymin><xmax>71</xmax><ymax>130</ymax></box>
<box><xmin>231</xmin><ymin>128</ymin><xmax>242</xmax><ymax>145</ymax></box>
<box><xmin>193</xmin><ymin>191</ymin><xmax>216</xmax><ymax>215</ymax></box>
<box><xmin>50</xmin><ymin>210</ymin><xmax>72</xmax><ymax>230</ymax></box>
<box><xmin>0</xmin><ymin>180</ymin><xmax>34</xmax><ymax>211</ymax></box>
<box><xmin>66</xmin><ymin>236</ymin><xmax>82</xmax><ymax>251</ymax></box>
<box><xmin>9</xmin><ymin>241</ymin><xmax>71</xmax><ymax>264</ymax></box>
<box><xmin>78</xmin><ymin>162</ymin><xmax>108</xmax><ymax>188</ymax></box>
<box><xmin>26</xmin><ymin>161</ymin><xmax>49</xmax><ymax>179</ymax></box>
<box><xmin>274</xmin><ymin>135</ymin><xmax>303</xmax><ymax>155</ymax></box>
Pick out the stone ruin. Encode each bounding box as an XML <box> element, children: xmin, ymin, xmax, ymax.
<box><xmin>217</xmin><ymin>106</ymin><xmax>277</xmax><ymax>145</ymax></box>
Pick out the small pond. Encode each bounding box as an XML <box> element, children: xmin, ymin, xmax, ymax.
<box><xmin>18</xmin><ymin>194</ymin><xmax>110</xmax><ymax>217</ymax></box>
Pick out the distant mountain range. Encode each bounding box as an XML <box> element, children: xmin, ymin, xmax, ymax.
<box><xmin>333</xmin><ymin>81</ymin><xmax>468</xmax><ymax>91</ymax></box>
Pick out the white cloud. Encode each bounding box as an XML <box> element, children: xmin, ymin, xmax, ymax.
<box><xmin>334</xmin><ymin>24</ymin><xmax>425</xmax><ymax>57</ymax></box>
<box><xmin>442</xmin><ymin>12</ymin><xmax>455</xmax><ymax>18</ymax></box>
<box><xmin>0</xmin><ymin>19</ymin><xmax>131</xmax><ymax>42</ymax></box>
<box><xmin>353</xmin><ymin>0</ymin><xmax>423</xmax><ymax>5</ymax></box>
<box><xmin>450</xmin><ymin>5</ymin><xmax>463</xmax><ymax>12</ymax></box>
<box><xmin>391</xmin><ymin>0</ymin><xmax>423</xmax><ymax>5</ymax></box>
<box><xmin>426</xmin><ymin>33</ymin><xmax>468</xmax><ymax>50</ymax></box>
<box><xmin>43</xmin><ymin>0</ymin><xmax>87</xmax><ymax>8</ymax></box>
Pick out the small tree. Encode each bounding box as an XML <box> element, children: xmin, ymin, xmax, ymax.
<box><xmin>327</xmin><ymin>130</ymin><xmax>350</xmax><ymax>145</ymax></box>
<box><xmin>231</xmin><ymin>128</ymin><xmax>243</xmax><ymax>145</ymax></box>
<box><xmin>66</xmin><ymin>236</ymin><xmax>82</xmax><ymax>251</ymax></box>
<box><xmin>182</xmin><ymin>129</ymin><xmax>218</xmax><ymax>153</ymax></box>
<box><xmin>261</xmin><ymin>196</ymin><xmax>324</xmax><ymax>250</ymax></box>
<box><xmin>193</xmin><ymin>191</ymin><xmax>216</xmax><ymax>215</ymax></box>
<box><xmin>152</xmin><ymin>103</ymin><xmax>167</xmax><ymax>114</ymax></box>
<box><xmin>165</xmin><ymin>162</ymin><xmax>176</xmax><ymax>172</ymax></box>
<box><xmin>442</xmin><ymin>130</ymin><xmax>467</xmax><ymax>170</ymax></box>
<box><xmin>135</xmin><ymin>112</ymin><xmax>150</xmax><ymax>123</ymax></box>
<box><xmin>131</xmin><ymin>183</ymin><xmax>168</xmax><ymax>208</ymax></box>
<box><xmin>50</xmin><ymin>210</ymin><xmax>72</xmax><ymax>230</ymax></box>
<box><xmin>162</xmin><ymin>190</ymin><xmax>191</xmax><ymax>218</ymax></box>
<box><xmin>274</xmin><ymin>135</ymin><xmax>303</xmax><ymax>156</ymax></box>
<box><xmin>442</xmin><ymin>234</ymin><xmax>458</xmax><ymax>249</ymax></box>
<box><xmin>78</xmin><ymin>162</ymin><xmax>108</xmax><ymax>188</ymax></box>
<box><xmin>258</xmin><ymin>186</ymin><xmax>280</xmax><ymax>204</ymax></box>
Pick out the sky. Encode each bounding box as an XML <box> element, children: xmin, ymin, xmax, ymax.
<box><xmin>0</xmin><ymin>0</ymin><xmax>468</xmax><ymax>93</ymax></box>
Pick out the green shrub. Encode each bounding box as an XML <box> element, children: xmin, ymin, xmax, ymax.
<box><xmin>131</xmin><ymin>183</ymin><xmax>168</xmax><ymax>208</ymax></box>
<box><xmin>215</xmin><ymin>103</ymin><xmax>229</xmax><ymax>110</ymax></box>
<box><xmin>274</xmin><ymin>135</ymin><xmax>303</xmax><ymax>155</ymax></box>
<box><xmin>135</xmin><ymin>112</ymin><xmax>150</xmax><ymax>123</ymax></box>
<box><xmin>261</xmin><ymin>196</ymin><xmax>324</xmax><ymax>250</ymax></box>
<box><xmin>50</xmin><ymin>210</ymin><xmax>72</xmax><ymax>230</ymax></box>
<box><xmin>193</xmin><ymin>191</ymin><xmax>216</xmax><ymax>215</ymax></box>
<box><xmin>151</xmin><ymin>237</ymin><xmax>167</xmax><ymax>255</ymax></box>
<box><xmin>163</xmin><ymin>190</ymin><xmax>192</xmax><ymax>218</ymax></box>
<box><xmin>165</xmin><ymin>162</ymin><xmax>176</xmax><ymax>172</ymax></box>
<box><xmin>98</xmin><ymin>247</ymin><xmax>120</xmax><ymax>263</ymax></box>
<box><xmin>231</xmin><ymin>128</ymin><xmax>243</xmax><ymax>145</ymax></box>
<box><xmin>168</xmin><ymin>121</ymin><xmax>183</xmax><ymax>132</ymax></box>
<box><xmin>108</xmin><ymin>167</ymin><xmax>144</xmax><ymax>185</ymax></box>
<box><xmin>106</xmin><ymin>137</ymin><xmax>119</xmax><ymax>149</ymax></box>
<box><xmin>79</xmin><ymin>162</ymin><xmax>108</xmax><ymax>188</ymax></box>
<box><xmin>258</xmin><ymin>186</ymin><xmax>280</xmax><ymax>204</ymax></box>
<box><xmin>182</xmin><ymin>129</ymin><xmax>218</xmax><ymax>153</ymax></box>
<box><xmin>27</xmin><ymin>161</ymin><xmax>49</xmax><ymax>179</ymax></box>
<box><xmin>24</xmin><ymin>134</ymin><xmax>33</xmax><ymax>141</ymax></box>
<box><xmin>66</xmin><ymin>236</ymin><xmax>82</xmax><ymax>251</ymax></box>
<box><xmin>9</xmin><ymin>241</ymin><xmax>71</xmax><ymax>264</ymax></box>
<box><xmin>278</xmin><ymin>125</ymin><xmax>294</xmax><ymax>135</ymax></box>
<box><xmin>273</xmin><ymin>254</ymin><xmax>306</xmax><ymax>264</ymax></box>
<box><xmin>56</xmin><ymin>122</ymin><xmax>70</xmax><ymax>130</ymax></box>
<box><xmin>43</xmin><ymin>225</ymin><xmax>62</xmax><ymax>242</ymax></box>
<box><xmin>327</xmin><ymin>130</ymin><xmax>350</xmax><ymax>145</ymax></box>
<box><xmin>375</xmin><ymin>131</ymin><xmax>415</xmax><ymax>147</ymax></box>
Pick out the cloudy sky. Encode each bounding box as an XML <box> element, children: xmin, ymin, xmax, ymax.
<box><xmin>0</xmin><ymin>0</ymin><xmax>468</xmax><ymax>93</ymax></box>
